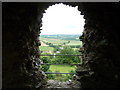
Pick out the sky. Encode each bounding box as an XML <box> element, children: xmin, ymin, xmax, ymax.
<box><xmin>40</xmin><ymin>3</ymin><xmax>85</xmax><ymax>35</ymax></box>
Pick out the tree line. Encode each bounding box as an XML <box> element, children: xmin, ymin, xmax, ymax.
<box><xmin>40</xmin><ymin>46</ymin><xmax>81</xmax><ymax>72</ymax></box>
<box><xmin>40</xmin><ymin>45</ymin><xmax>81</xmax><ymax>81</ymax></box>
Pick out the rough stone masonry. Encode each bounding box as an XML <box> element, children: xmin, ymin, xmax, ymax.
<box><xmin>2</xmin><ymin>2</ymin><xmax>120</xmax><ymax>89</ymax></box>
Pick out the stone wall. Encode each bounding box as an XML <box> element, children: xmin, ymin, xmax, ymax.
<box><xmin>2</xmin><ymin>2</ymin><xmax>120</xmax><ymax>89</ymax></box>
<box><xmin>77</xmin><ymin>3</ymin><xmax>120</xmax><ymax>88</ymax></box>
<box><xmin>2</xmin><ymin>3</ymin><xmax>47</xmax><ymax>88</ymax></box>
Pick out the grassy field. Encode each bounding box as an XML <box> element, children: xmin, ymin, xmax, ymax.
<box><xmin>40</xmin><ymin>37</ymin><xmax>82</xmax><ymax>46</ymax></box>
<box><xmin>39</xmin><ymin>46</ymin><xmax>54</xmax><ymax>51</ymax></box>
<box><xmin>48</xmin><ymin>65</ymin><xmax>76</xmax><ymax>74</ymax></box>
<box><xmin>47</xmin><ymin>65</ymin><xmax>77</xmax><ymax>81</ymax></box>
<box><xmin>66</xmin><ymin>40</ymin><xmax>82</xmax><ymax>46</ymax></box>
<box><xmin>39</xmin><ymin>36</ymin><xmax>82</xmax><ymax>52</ymax></box>
<box><xmin>41</xmin><ymin>38</ymin><xmax>68</xmax><ymax>45</ymax></box>
<box><xmin>39</xmin><ymin>35</ymin><xmax>81</xmax><ymax>81</ymax></box>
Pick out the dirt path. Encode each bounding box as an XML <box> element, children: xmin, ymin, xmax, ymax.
<box><xmin>41</xmin><ymin>41</ymin><xmax>48</xmax><ymax>46</ymax></box>
<box><xmin>45</xmin><ymin>80</ymin><xmax>81</xmax><ymax>88</ymax></box>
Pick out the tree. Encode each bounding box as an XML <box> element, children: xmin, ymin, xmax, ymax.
<box><xmin>41</xmin><ymin>57</ymin><xmax>50</xmax><ymax>72</ymax></box>
<box><xmin>55</xmin><ymin>46</ymin><xmax>79</xmax><ymax>64</ymax></box>
<box><xmin>72</xmin><ymin>49</ymin><xmax>81</xmax><ymax>63</ymax></box>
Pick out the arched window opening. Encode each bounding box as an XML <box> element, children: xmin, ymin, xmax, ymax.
<box><xmin>39</xmin><ymin>3</ymin><xmax>85</xmax><ymax>82</ymax></box>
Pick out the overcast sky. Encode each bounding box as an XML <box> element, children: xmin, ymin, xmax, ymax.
<box><xmin>40</xmin><ymin>3</ymin><xmax>85</xmax><ymax>35</ymax></box>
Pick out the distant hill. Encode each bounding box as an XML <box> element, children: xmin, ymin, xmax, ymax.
<box><xmin>40</xmin><ymin>34</ymin><xmax>81</xmax><ymax>41</ymax></box>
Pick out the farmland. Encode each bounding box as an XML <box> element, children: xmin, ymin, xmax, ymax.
<box><xmin>39</xmin><ymin>34</ymin><xmax>82</xmax><ymax>81</ymax></box>
<box><xmin>39</xmin><ymin>34</ymin><xmax>82</xmax><ymax>51</ymax></box>
<box><xmin>41</xmin><ymin>38</ymin><xmax>82</xmax><ymax>45</ymax></box>
<box><xmin>39</xmin><ymin>46</ymin><xmax>54</xmax><ymax>51</ymax></box>
<box><xmin>47</xmin><ymin>65</ymin><xmax>76</xmax><ymax>81</ymax></box>
<box><xmin>41</xmin><ymin>38</ymin><xmax>68</xmax><ymax>45</ymax></box>
<box><xmin>49</xmin><ymin>65</ymin><xmax>76</xmax><ymax>74</ymax></box>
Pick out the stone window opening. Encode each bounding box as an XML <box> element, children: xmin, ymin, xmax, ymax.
<box><xmin>3</xmin><ymin>2</ymin><xmax>119</xmax><ymax>89</ymax></box>
<box><xmin>38</xmin><ymin>3</ymin><xmax>85</xmax><ymax>86</ymax></box>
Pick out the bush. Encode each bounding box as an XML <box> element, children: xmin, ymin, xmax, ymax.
<box><xmin>41</xmin><ymin>65</ymin><xmax>49</xmax><ymax>72</ymax></box>
<box><xmin>54</xmin><ymin>46</ymin><xmax>81</xmax><ymax>64</ymax></box>
<box><xmin>47</xmin><ymin>74</ymin><xmax>55</xmax><ymax>79</ymax></box>
<box><xmin>47</xmin><ymin>70</ymin><xmax>55</xmax><ymax>79</ymax></box>
<box><xmin>40</xmin><ymin>57</ymin><xmax>50</xmax><ymax>72</ymax></box>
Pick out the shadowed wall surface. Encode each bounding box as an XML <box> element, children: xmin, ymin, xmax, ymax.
<box><xmin>2</xmin><ymin>2</ymin><xmax>120</xmax><ymax>89</ymax></box>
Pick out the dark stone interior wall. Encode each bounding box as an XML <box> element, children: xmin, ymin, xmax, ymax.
<box><xmin>78</xmin><ymin>3</ymin><xmax>120</xmax><ymax>88</ymax></box>
<box><xmin>2</xmin><ymin>3</ymin><xmax>47</xmax><ymax>88</ymax></box>
<box><xmin>2</xmin><ymin>2</ymin><xmax>120</xmax><ymax>89</ymax></box>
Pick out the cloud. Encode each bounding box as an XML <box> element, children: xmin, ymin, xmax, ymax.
<box><xmin>40</xmin><ymin>3</ymin><xmax>85</xmax><ymax>35</ymax></box>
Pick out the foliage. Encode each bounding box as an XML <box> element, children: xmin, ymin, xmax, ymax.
<box><xmin>40</xmin><ymin>57</ymin><xmax>50</xmax><ymax>72</ymax></box>
<box><xmin>47</xmin><ymin>70</ymin><xmax>55</xmax><ymax>79</ymax></box>
<box><xmin>39</xmin><ymin>34</ymin><xmax>82</xmax><ymax>81</ymax></box>
<box><xmin>47</xmin><ymin>69</ymin><xmax>76</xmax><ymax>81</ymax></box>
<box><xmin>54</xmin><ymin>46</ymin><xmax>80</xmax><ymax>64</ymax></box>
<box><xmin>68</xmin><ymin>70</ymin><xmax>76</xmax><ymax>79</ymax></box>
<box><xmin>68</xmin><ymin>45</ymin><xmax>80</xmax><ymax>48</ymax></box>
<box><xmin>40</xmin><ymin>36</ymin><xmax>82</xmax><ymax>46</ymax></box>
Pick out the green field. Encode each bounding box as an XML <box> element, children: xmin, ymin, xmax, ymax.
<box><xmin>41</xmin><ymin>38</ymin><xmax>68</xmax><ymax>45</ymax></box>
<box><xmin>39</xmin><ymin>37</ymin><xmax>82</xmax><ymax>51</ymax></box>
<box><xmin>39</xmin><ymin>46</ymin><xmax>54</xmax><ymax>51</ymax></box>
<box><xmin>39</xmin><ymin>34</ymin><xmax>82</xmax><ymax>81</ymax></box>
<box><xmin>40</xmin><ymin>38</ymin><xmax>82</xmax><ymax>46</ymax></box>
<box><xmin>40</xmin><ymin>34</ymin><xmax>81</xmax><ymax>41</ymax></box>
<box><xmin>66</xmin><ymin>40</ymin><xmax>82</xmax><ymax>46</ymax></box>
<box><xmin>48</xmin><ymin>65</ymin><xmax>76</xmax><ymax>75</ymax></box>
<box><xmin>39</xmin><ymin>34</ymin><xmax>82</xmax><ymax>52</ymax></box>
<box><xmin>47</xmin><ymin>65</ymin><xmax>76</xmax><ymax>81</ymax></box>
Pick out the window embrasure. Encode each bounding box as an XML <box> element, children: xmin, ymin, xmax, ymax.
<box><xmin>39</xmin><ymin>3</ymin><xmax>85</xmax><ymax>82</ymax></box>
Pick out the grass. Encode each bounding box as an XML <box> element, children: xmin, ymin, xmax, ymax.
<box><xmin>41</xmin><ymin>37</ymin><xmax>82</xmax><ymax>46</ymax></box>
<box><xmin>66</xmin><ymin>40</ymin><xmax>82</xmax><ymax>46</ymax></box>
<box><xmin>47</xmin><ymin>65</ymin><xmax>76</xmax><ymax>81</ymax></box>
<box><xmin>41</xmin><ymin>38</ymin><xmax>68</xmax><ymax>45</ymax></box>
<box><xmin>39</xmin><ymin>46</ymin><xmax>54</xmax><ymax>51</ymax></box>
<box><xmin>48</xmin><ymin>65</ymin><xmax>76</xmax><ymax>75</ymax></box>
<box><xmin>39</xmin><ymin>35</ymin><xmax>81</xmax><ymax>81</ymax></box>
<box><xmin>72</xmin><ymin>48</ymin><xmax>79</xmax><ymax>50</ymax></box>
